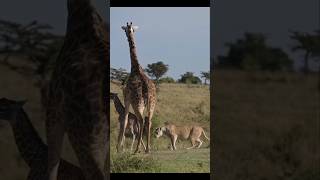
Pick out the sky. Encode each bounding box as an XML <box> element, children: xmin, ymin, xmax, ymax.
<box><xmin>110</xmin><ymin>7</ymin><xmax>210</xmax><ymax>80</ymax></box>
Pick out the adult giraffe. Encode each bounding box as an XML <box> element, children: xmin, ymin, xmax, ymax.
<box><xmin>119</xmin><ymin>22</ymin><xmax>156</xmax><ymax>153</ymax></box>
<box><xmin>46</xmin><ymin>0</ymin><xmax>109</xmax><ymax>179</ymax></box>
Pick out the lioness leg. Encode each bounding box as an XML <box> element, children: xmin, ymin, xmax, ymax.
<box><xmin>196</xmin><ymin>138</ymin><xmax>203</xmax><ymax>148</ymax></box>
<box><xmin>173</xmin><ymin>135</ymin><xmax>178</xmax><ymax>150</ymax></box>
<box><xmin>170</xmin><ymin>135</ymin><xmax>178</xmax><ymax>150</ymax></box>
<box><xmin>186</xmin><ymin>138</ymin><xmax>196</xmax><ymax>149</ymax></box>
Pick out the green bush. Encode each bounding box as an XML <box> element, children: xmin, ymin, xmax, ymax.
<box><xmin>178</xmin><ymin>72</ymin><xmax>202</xmax><ymax>84</ymax></box>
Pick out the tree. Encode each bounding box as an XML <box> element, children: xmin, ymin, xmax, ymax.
<box><xmin>145</xmin><ymin>61</ymin><xmax>168</xmax><ymax>84</ymax></box>
<box><xmin>306</xmin><ymin>30</ymin><xmax>320</xmax><ymax>91</ymax></box>
<box><xmin>178</xmin><ymin>72</ymin><xmax>202</xmax><ymax>84</ymax></box>
<box><xmin>110</xmin><ymin>67</ymin><xmax>129</xmax><ymax>85</ymax></box>
<box><xmin>200</xmin><ymin>71</ymin><xmax>210</xmax><ymax>85</ymax></box>
<box><xmin>158</xmin><ymin>76</ymin><xmax>175</xmax><ymax>83</ymax></box>
<box><xmin>0</xmin><ymin>19</ymin><xmax>63</xmax><ymax>107</ymax></box>
<box><xmin>218</xmin><ymin>32</ymin><xmax>293</xmax><ymax>71</ymax></box>
<box><xmin>290</xmin><ymin>30</ymin><xmax>319</xmax><ymax>74</ymax></box>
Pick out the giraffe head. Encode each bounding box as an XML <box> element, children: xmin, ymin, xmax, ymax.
<box><xmin>121</xmin><ymin>22</ymin><xmax>139</xmax><ymax>38</ymax></box>
<box><xmin>0</xmin><ymin>98</ymin><xmax>27</xmax><ymax>122</ymax></box>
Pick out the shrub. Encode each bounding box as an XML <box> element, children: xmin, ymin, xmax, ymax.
<box><xmin>159</xmin><ymin>76</ymin><xmax>175</xmax><ymax>83</ymax></box>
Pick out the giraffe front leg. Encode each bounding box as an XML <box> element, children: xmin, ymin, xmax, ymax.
<box><xmin>145</xmin><ymin>103</ymin><xmax>155</xmax><ymax>153</ymax></box>
<box><xmin>145</xmin><ymin>118</ymin><xmax>152</xmax><ymax>153</ymax></box>
<box><xmin>141</xmin><ymin>138</ymin><xmax>147</xmax><ymax>151</ymax></box>
<box><xmin>130</xmin><ymin>127</ymin><xmax>135</xmax><ymax>152</ymax></box>
<box><xmin>117</xmin><ymin>117</ymin><xmax>128</xmax><ymax>153</ymax></box>
<box><xmin>133</xmin><ymin>106</ymin><xmax>145</xmax><ymax>154</ymax></box>
<box><xmin>134</xmin><ymin>118</ymin><xmax>144</xmax><ymax>153</ymax></box>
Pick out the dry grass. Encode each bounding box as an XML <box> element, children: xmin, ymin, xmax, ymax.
<box><xmin>212</xmin><ymin>70</ymin><xmax>319</xmax><ymax>179</ymax></box>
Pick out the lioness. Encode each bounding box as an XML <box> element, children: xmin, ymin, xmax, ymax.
<box><xmin>155</xmin><ymin>123</ymin><xmax>210</xmax><ymax>150</ymax></box>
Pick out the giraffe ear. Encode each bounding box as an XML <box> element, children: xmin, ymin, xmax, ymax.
<box><xmin>121</xmin><ymin>26</ymin><xmax>126</xmax><ymax>30</ymax></box>
<box><xmin>132</xmin><ymin>26</ymin><xmax>138</xmax><ymax>31</ymax></box>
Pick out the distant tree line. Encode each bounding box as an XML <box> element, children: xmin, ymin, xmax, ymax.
<box><xmin>216</xmin><ymin>30</ymin><xmax>320</xmax><ymax>74</ymax></box>
<box><xmin>1</xmin><ymin>19</ymin><xmax>318</xmax><ymax>93</ymax></box>
<box><xmin>0</xmin><ymin>19</ymin><xmax>63</xmax><ymax>107</ymax></box>
<box><xmin>111</xmin><ymin>61</ymin><xmax>210</xmax><ymax>86</ymax></box>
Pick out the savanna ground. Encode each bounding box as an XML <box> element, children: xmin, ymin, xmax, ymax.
<box><xmin>110</xmin><ymin>83</ymin><xmax>210</xmax><ymax>173</ymax></box>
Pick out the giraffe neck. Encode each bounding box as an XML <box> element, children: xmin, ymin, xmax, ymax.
<box><xmin>9</xmin><ymin>108</ymin><xmax>47</xmax><ymax>168</ymax></box>
<box><xmin>127</xmin><ymin>32</ymin><xmax>143</xmax><ymax>73</ymax></box>
<box><xmin>67</xmin><ymin>0</ymin><xmax>92</xmax><ymax>14</ymax></box>
<box><xmin>112</xmin><ymin>96</ymin><xmax>125</xmax><ymax>115</ymax></box>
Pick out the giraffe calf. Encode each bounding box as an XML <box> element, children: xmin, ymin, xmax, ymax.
<box><xmin>110</xmin><ymin>92</ymin><xmax>147</xmax><ymax>152</ymax></box>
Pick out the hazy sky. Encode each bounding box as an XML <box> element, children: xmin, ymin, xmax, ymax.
<box><xmin>110</xmin><ymin>7</ymin><xmax>210</xmax><ymax>80</ymax></box>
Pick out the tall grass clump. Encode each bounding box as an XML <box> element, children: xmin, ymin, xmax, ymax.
<box><xmin>111</xmin><ymin>152</ymin><xmax>162</xmax><ymax>173</ymax></box>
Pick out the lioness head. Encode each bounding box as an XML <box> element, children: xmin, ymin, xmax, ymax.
<box><xmin>154</xmin><ymin>127</ymin><xmax>165</xmax><ymax>138</ymax></box>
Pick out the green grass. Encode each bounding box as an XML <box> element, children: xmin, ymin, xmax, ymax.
<box><xmin>111</xmin><ymin>148</ymin><xmax>210</xmax><ymax>173</ymax></box>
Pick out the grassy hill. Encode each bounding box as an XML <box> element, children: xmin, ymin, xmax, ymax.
<box><xmin>110</xmin><ymin>83</ymin><xmax>210</xmax><ymax>173</ymax></box>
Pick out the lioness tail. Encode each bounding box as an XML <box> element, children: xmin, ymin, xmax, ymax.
<box><xmin>202</xmin><ymin>129</ymin><xmax>210</xmax><ymax>141</ymax></box>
